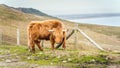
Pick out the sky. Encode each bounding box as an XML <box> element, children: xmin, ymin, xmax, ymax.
<box><xmin>0</xmin><ymin>0</ymin><xmax>120</xmax><ymax>15</ymax></box>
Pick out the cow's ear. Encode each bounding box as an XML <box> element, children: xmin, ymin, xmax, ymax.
<box><xmin>48</xmin><ymin>30</ymin><xmax>54</xmax><ymax>32</ymax></box>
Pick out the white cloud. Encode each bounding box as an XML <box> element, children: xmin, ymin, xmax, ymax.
<box><xmin>0</xmin><ymin>0</ymin><xmax>120</xmax><ymax>15</ymax></box>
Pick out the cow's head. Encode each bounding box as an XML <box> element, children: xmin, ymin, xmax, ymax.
<box><xmin>48</xmin><ymin>28</ymin><xmax>66</xmax><ymax>44</ymax></box>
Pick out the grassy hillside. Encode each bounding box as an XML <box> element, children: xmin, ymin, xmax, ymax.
<box><xmin>0</xmin><ymin>4</ymin><xmax>120</xmax><ymax>68</ymax></box>
<box><xmin>79</xmin><ymin>24</ymin><xmax>120</xmax><ymax>39</ymax></box>
<box><xmin>0</xmin><ymin>4</ymin><xmax>120</xmax><ymax>52</ymax></box>
<box><xmin>0</xmin><ymin>4</ymin><xmax>53</xmax><ymax>45</ymax></box>
<box><xmin>0</xmin><ymin>4</ymin><xmax>51</xmax><ymax>23</ymax></box>
<box><xmin>78</xmin><ymin>24</ymin><xmax>120</xmax><ymax>51</ymax></box>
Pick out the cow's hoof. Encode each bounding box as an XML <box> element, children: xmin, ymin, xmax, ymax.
<box><xmin>40</xmin><ymin>49</ymin><xmax>43</xmax><ymax>51</ymax></box>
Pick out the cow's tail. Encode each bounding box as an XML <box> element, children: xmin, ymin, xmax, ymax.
<box><xmin>27</xmin><ymin>23</ymin><xmax>34</xmax><ymax>47</ymax></box>
<box><xmin>27</xmin><ymin>26</ymin><xmax>30</xmax><ymax>48</ymax></box>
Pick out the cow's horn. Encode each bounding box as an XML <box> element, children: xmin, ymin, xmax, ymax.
<box><xmin>62</xmin><ymin>29</ymin><xmax>67</xmax><ymax>32</ymax></box>
<box><xmin>48</xmin><ymin>30</ymin><xmax>54</xmax><ymax>32</ymax></box>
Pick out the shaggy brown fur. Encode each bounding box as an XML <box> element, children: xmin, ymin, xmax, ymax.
<box><xmin>27</xmin><ymin>20</ymin><xmax>66</xmax><ymax>53</ymax></box>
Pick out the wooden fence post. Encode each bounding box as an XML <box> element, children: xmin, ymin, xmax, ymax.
<box><xmin>17</xmin><ymin>29</ymin><xmax>20</xmax><ymax>45</ymax></box>
<box><xmin>77</xmin><ymin>28</ymin><xmax>105</xmax><ymax>51</ymax></box>
<box><xmin>0</xmin><ymin>29</ymin><xmax>2</xmax><ymax>44</ymax></box>
<box><xmin>74</xmin><ymin>24</ymin><xmax>78</xmax><ymax>50</ymax></box>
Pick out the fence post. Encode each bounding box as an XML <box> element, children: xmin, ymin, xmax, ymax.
<box><xmin>0</xmin><ymin>29</ymin><xmax>2</xmax><ymax>44</ymax></box>
<box><xmin>74</xmin><ymin>24</ymin><xmax>78</xmax><ymax>50</ymax></box>
<box><xmin>17</xmin><ymin>29</ymin><xmax>20</xmax><ymax>45</ymax></box>
<box><xmin>77</xmin><ymin>28</ymin><xmax>105</xmax><ymax>51</ymax></box>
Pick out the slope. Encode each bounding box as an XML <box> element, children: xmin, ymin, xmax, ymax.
<box><xmin>0</xmin><ymin>4</ymin><xmax>120</xmax><ymax>52</ymax></box>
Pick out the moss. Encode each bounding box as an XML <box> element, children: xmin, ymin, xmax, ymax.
<box><xmin>0</xmin><ymin>44</ymin><xmax>120</xmax><ymax>68</ymax></box>
<box><xmin>67</xmin><ymin>54</ymin><xmax>109</xmax><ymax>65</ymax></box>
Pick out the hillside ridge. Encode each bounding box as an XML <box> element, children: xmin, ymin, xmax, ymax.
<box><xmin>0</xmin><ymin>4</ymin><xmax>120</xmax><ymax>52</ymax></box>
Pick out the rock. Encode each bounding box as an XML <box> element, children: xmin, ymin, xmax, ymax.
<box><xmin>57</xmin><ymin>56</ymin><xmax>61</xmax><ymax>58</ymax></box>
<box><xmin>39</xmin><ymin>52</ymin><xmax>43</xmax><ymax>55</ymax></box>
<box><xmin>12</xmin><ymin>59</ymin><xmax>18</xmax><ymax>62</ymax></box>
<box><xmin>1</xmin><ymin>59</ymin><xmax>4</xmax><ymax>61</ymax></box>
<box><xmin>62</xmin><ymin>60</ymin><xmax>67</xmax><ymax>63</ymax></box>
<box><xmin>91</xmin><ymin>59</ymin><xmax>95</xmax><ymax>62</ymax></box>
<box><xmin>5</xmin><ymin>59</ymin><xmax>12</xmax><ymax>63</ymax></box>
<box><xmin>106</xmin><ymin>55</ymin><xmax>116</xmax><ymax>60</ymax></box>
<box><xmin>27</xmin><ymin>57</ymin><xmax>31</xmax><ymax>60</ymax></box>
<box><xmin>16</xmin><ymin>56</ymin><xmax>20</xmax><ymax>58</ymax></box>
<box><xmin>68</xmin><ymin>58</ymin><xmax>72</xmax><ymax>61</ymax></box>
<box><xmin>50</xmin><ymin>62</ymin><xmax>53</xmax><ymax>65</ymax></box>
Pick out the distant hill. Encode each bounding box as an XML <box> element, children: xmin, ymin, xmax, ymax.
<box><xmin>13</xmin><ymin>7</ymin><xmax>51</xmax><ymax>17</ymax></box>
<box><xmin>56</xmin><ymin>13</ymin><xmax>120</xmax><ymax>19</ymax></box>
<box><xmin>0</xmin><ymin>4</ymin><xmax>42</xmax><ymax>22</ymax></box>
<box><xmin>0</xmin><ymin>4</ymin><xmax>53</xmax><ymax>17</ymax></box>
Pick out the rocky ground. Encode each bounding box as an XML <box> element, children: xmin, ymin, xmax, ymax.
<box><xmin>0</xmin><ymin>45</ymin><xmax>120</xmax><ymax>68</ymax></box>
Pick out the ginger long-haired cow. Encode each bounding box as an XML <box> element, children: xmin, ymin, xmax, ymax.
<box><xmin>27</xmin><ymin>20</ymin><xmax>66</xmax><ymax>53</ymax></box>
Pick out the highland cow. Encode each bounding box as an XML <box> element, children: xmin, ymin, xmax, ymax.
<box><xmin>27</xmin><ymin>20</ymin><xmax>66</xmax><ymax>53</ymax></box>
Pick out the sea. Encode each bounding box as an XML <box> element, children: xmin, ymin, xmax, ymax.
<box><xmin>55</xmin><ymin>14</ymin><xmax>120</xmax><ymax>27</ymax></box>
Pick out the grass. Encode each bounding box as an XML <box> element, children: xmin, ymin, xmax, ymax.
<box><xmin>79</xmin><ymin>24</ymin><xmax>120</xmax><ymax>39</ymax></box>
<box><xmin>0</xmin><ymin>4</ymin><xmax>120</xmax><ymax>50</ymax></box>
<box><xmin>0</xmin><ymin>4</ymin><xmax>120</xmax><ymax>68</ymax></box>
<box><xmin>0</xmin><ymin>44</ymin><xmax>120</xmax><ymax>68</ymax></box>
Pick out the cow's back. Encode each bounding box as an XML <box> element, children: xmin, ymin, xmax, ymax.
<box><xmin>27</xmin><ymin>20</ymin><xmax>64</xmax><ymax>40</ymax></box>
<box><xmin>40</xmin><ymin>20</ymin><xmax>63</xmax><ymax>29</ymax></box>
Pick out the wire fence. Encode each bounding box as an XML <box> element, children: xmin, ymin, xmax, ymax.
<box><xmin>0</xmin><ymin>28</ymin><xmax>27</xmax><ymax>45</ymax></box>
<box><xmin>0</xmin><ymin>27</ymin><xmax>81</xmax><ymax>50</ymax></box>
<box><xmin>0</xmin><ymin>24</ymin><xmax>104</xmax><ymax>51</ymax></box>
<box><xmin>1</xmin><ymin>22</ymin><xmax>120</xmax><ymax>51</ymax></box>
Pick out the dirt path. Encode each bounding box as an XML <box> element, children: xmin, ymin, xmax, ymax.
<box><xmin>0</xmin><ymin>61</ymin><xmax>67</xmax><ymax>68</ymax></box>
<box><xmin>0</xmin><ymin>60</ymin><xmax>120</xmax><ymax>68</ymax></box>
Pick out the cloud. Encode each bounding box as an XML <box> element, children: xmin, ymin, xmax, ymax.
<box><xmin>0</xmin><ymin>0</ymin><xmax>120</xmax><ymax>15</ymax></box>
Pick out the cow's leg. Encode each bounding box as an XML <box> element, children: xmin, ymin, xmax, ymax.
<box><xmin>29</xmin><ymin>40</ymin><xmax>35</xmax><ymax>53</ymax></box>
<box><xmin>50</xmin><ymin>35</ymin><xmax>55</xmax><ymax>50</ymax></box>
<box><xmin>28</xmin><ymin>39</ymin><xmax>31</xmax><ymax>52</ymax></box>
<box><xmin>52</xmin><ymin>41</ymin><xmax>55</xmax><ymax>50</ymax></box>
<box><xmin>34</xmin><ymin>40</ymin><xmax>43</xmax><ymax>51</ymax></box>
<box><xmin>50</xmin><ymin>39</ymin><xmax>55</xmax><ymax>50</ymax></box>
<box><xmin>62</xmin><ymin>38</ymin><xmax>66</xmax><ymax>49</ymax></box>
<box><xmin>62</xmin><ymin>32</ymin><xmax>66</xmax><ymax>49</ymax></box>
<box><xmin>28</xmin><ymin>34</ymin><xmax>33</xmax><ymax>53</ymax></box>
